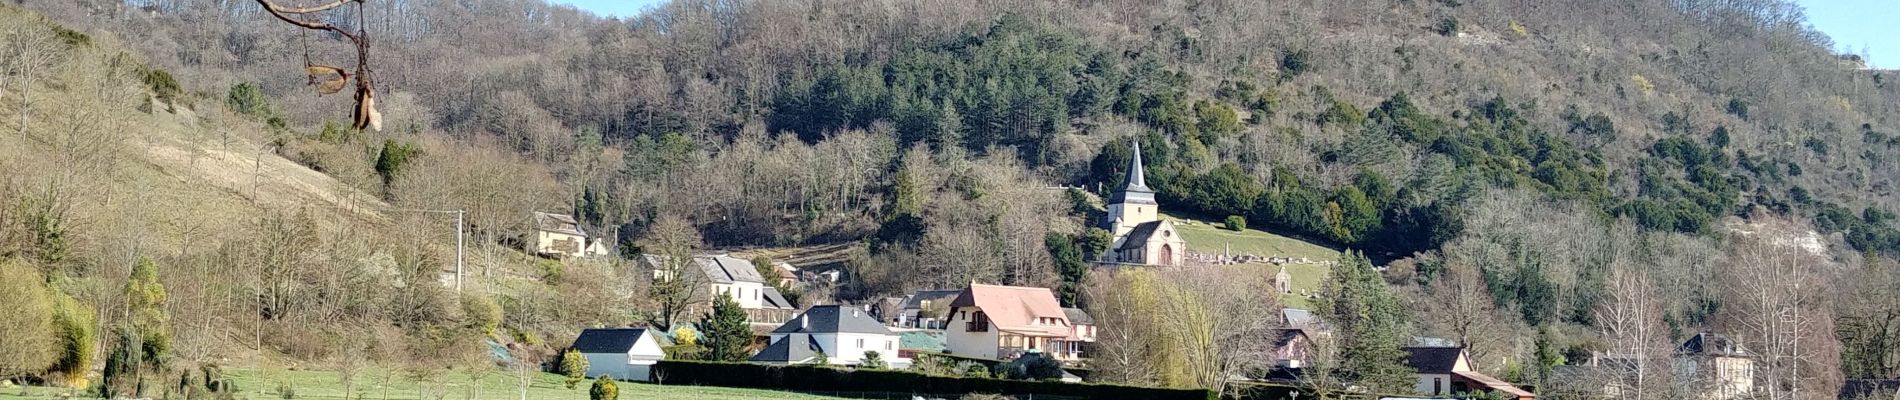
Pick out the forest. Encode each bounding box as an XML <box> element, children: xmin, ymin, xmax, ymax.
<box><xmin>2</xmin><ymin>0</ymin><xmax>1900</xmax><ymax>398</ymax></box>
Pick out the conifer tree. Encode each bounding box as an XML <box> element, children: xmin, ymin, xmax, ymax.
<box><xmin>125</xmin><ymin>258</ymin><xmax>170</xmax><ymax>366</ymax></box>
<box><xmin>589</xmin><ymin>375</ymin><xmax>618</xmax><ymax>400</ymax></box>
<box><xmin>699</xmin><ymin>294</ymin><xmax>752</xmax><ymax>362</ymax></box>
<box><xmin>1316</xmin><ymin>250</ymin><xmax>1413</xmax><ymax>392</ymax></box>
<box><xmin>560</xmin><ymin>349</ymin><xmax>589</xmax><ymax>389</ymax></box>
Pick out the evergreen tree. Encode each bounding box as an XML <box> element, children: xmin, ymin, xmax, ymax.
<box><xmin>1317</xmin><ymin>250</ymin><xmax>1413</xmax><ymax>392</ymax></box>
<box><xmin>1046</xmin><ymin>232</ymin><xmax>1088</xmax><ymax>307</ymax></box>
<box><xmin>862</xmin><ymin>351</ymin><xmax>888</xmax><ymax>369</ymax></box>
<box><xmin>589</xmin><ymin>375</ymin><xmax>618</xmax><ymax>400</ymax></box>
<box><xmin>124</xmin><ymin>258</ymin><xmax>170</xmax><ymax>367</ymax></box>
<box><xmin>560</xmin><ymin>349</ymin><xmax>589</xmax><ymax>389</ymax></box>
<box><xmin>699</xmin><ymin>294</ymin><xmax>752</xmax><ymax>362</ymax></box>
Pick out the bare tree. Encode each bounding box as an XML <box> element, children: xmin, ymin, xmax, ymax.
<box><xmin>1593</xmin><ymin>261</ymin><xmax>1672</xmax><ymax>400</ymax></box>
<box><xmin>1155</xmin><ymin>265</ymin><xmax>1280</xmax><ymax>396</ymax></box>
<box><xmin>1715</xmin><ymin>221</ymin><xmax>1844</xmax><ymax>400</ymax></box>
<box><xmin>1083</xmin><ymin>269</ymin><xmax>1161</xmax><ymax>386</ymax></box>
<box><xmin>641</xmin><ymin>214</ymin><xmax>706</xmax><ymax>330</ymax></box>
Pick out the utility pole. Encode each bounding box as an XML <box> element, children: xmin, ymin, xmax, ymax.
<box><xmin>391</xmin><ymin>208</ymin><xmax>468</xmax><ymax>291</ymax></box>
<box><xmin>456</xmin><ymin>209</ymin><xmax>466</xmax><ymax>291</ymax></box>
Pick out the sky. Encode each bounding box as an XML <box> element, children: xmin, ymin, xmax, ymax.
<box><xmin>1796</xmin><ymin>0</ymin><xmax>1898</xmax><ymax>68</ymax></box>
<box><xmin>545</xmin><ymin>0</ymin><xmax>665</xmax><ymax>19</ymax></box>
<box><xmin>551</xmin><ymin>0</ymin><xmax>1894</xmax><ymax>68</ymax></box>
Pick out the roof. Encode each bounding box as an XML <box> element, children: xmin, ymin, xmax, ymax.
<box><xmin>750</xmin><ymin>333</ymin><xmax>822</xmax><ymax>363</ymax></box>
<box><xmin>570</xmin><ymin>328</ymin><xmax>649</xmax><ymax>353</ymax></box>
<box><xmin>949</xmin><ymin>284</ymin><xmax>1071</xmax><ymax>337</ymax></box>
<box><xmin>1108</xmin><ymin>139</ymin><xmax>1156</xmax><ymax>205</ymax></box>
<box><xmin>1117</xmin><ymin>221</ymin><xmax>1167</xmax><ymax>250</ymax></box>
<box><xmin>1452</xmin><ymin>371</ymin><xmax>1535</xmax><ymax>398</ymax></box>
<box><xmin>1282</xmin><ymin>308</ymin><xmax>1323</xmax><ymax>329</ymax></box>
<box><xmin>1403</xmin><ymin>346</ymin><xmax>1466</xmax><ymax>373</ymax></box>
<box><xmin>760</xmin><ymin>287</ymin><xmax>795</xmax><ymax>309</ymax></box>
<box><xmin>1679</xmin><ymin>332</ymin><xmax>1748</xmax><ymax>357</ymax></box>
<box><xmin>900</xmin><ymin>331</ymin><xmax>946</xmax><ymax>352</ymax></box>
<box><xmin>1062</xmin><ymin>308</ymin><xmax>1094</xmax><ymax>325</ymax></box>
<box><xmin>771</xmin><ymin>305</ymin><xmax>893</xmax><ymax>335</ymax></box>
<box><xmin>644</xmin><ymin>253</ymin><xmax>769</xmax><ymax>284</ymax></box>
<box><xmin>901</xmin><ymin>290</ymin><xmax>964</xmax><ymax>310</ymax></box>
<box><xmin>1842</xmin><ymin>379</ymin><xmax>1900</xmax><ymax>399</ymax></box>
<box><xmin>533</xmin><ymin>212</ymin><xmax>587</xmax><ymax>236</ymax></box>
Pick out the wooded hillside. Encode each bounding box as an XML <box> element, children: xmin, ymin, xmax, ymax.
<box><xmin>4</xmin><ymin>0</ymin><xmax>1900</xmax><ymax>397</ymax></box>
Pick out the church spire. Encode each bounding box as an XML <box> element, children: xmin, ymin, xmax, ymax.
<box><xmin>1108</xmin><ymin>138</ymin><xmax>1156</xmax><ymax>205</ymax></box>
<box><xmin>1124</xmin><ymin>139</ymin><xmax>1150</xmax><ymax>192</ymax></box>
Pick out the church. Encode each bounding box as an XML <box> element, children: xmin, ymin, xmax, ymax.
<box><xmin>1100</xmin><ymin>140</ymin><xmax>1187</xmax><ymax>266</ymax></box>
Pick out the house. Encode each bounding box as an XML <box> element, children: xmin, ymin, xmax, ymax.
<box><xmin>1674</xmin><ymin>332</ymin><xmax>1754</xmax><ymax>400</ymax></box>
<box><xmin>750</xmin><ymin>305</ymin><xmax>910</xmax><ymax>368</ymax></box>
<box><xmin>892</xmin><ymin>289</ymin><xmax>963</xmax><ymax>329</ymax></box>
<box><xmin>571</xmin><ymin>328</ymin><xmax>666</xmax><ymax>382</ymax></box>
<box><xmin>1270</xmin><ymin>328</ymin><xmax>1314</xmax><ymax>368</ymax></box>
<box><xmin>942</xmin><ymin>283</ymin><xmax>1092</xmax><ymax>362</ymax></box>
<box><xmin>531</xmin><ymin>212</ymin><xmax>610</xmax><ymax>258</ymax></box>
<box><xmin>1099</xmin><ymin>140</ymin><xmax>1186</xmax><ymax>266</ymax></box>
<box><xmin>1403</xmin><ymin>346</ymin><xmax>1535</xmax><ymax>399</ymax></box>
<box><xmin>1546</xmin><ymin>352</ymin><xmax>1652</xmax><ymax>399</ymax></box>
<box><xmin>770</xmin><ymin>261</ymin><xmax>799</xmax><ymax>287</ymax></box>
<box><xmin>640</xmin><ymin>253</ymin><xmax>797</xmax><ymax>323</ymax></box>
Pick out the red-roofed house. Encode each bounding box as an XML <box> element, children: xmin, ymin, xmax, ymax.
<box><xmin>942</xmin><ymin>283</ymin><xmax>1093</xmax><ymax>362</ymax></box>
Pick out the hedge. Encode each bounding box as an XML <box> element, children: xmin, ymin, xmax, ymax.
<box><xmin>651</xmin><ymin>360</ymin><xmax>1216</xmax><ymax>400</ymax></box>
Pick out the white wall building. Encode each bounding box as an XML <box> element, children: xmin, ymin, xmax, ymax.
<box><xmin>571</xmin><ymin>328</ymin><xmax>665</xmax><ymax>382</ymax></box>
<box><xmin>751</xmin><ymin>305</ymin><xmax>909</xmax><ymax>368</ymax></box>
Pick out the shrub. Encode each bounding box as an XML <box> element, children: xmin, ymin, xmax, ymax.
<box><xmin>460</xmin><ymin>294</ymin><xmax>501</xmax><ymax>335</ymax></box>
<box><xmin>50</xmin><ymin>292</ymin><xmax>97</xmax><ymax>388</ymax></box>
<box><xmin>0</xmin><ymin>260</ymin><xmax>57</xmax><ymax>379</ymax></box>
<box><xmin>1280</xmin><ymin>50</ymin><xmax>1311</xmax><ymax>77</ymax></box>
<box><xmin>589</xmin><ymin>375</ymin><xmax>618</xmax><ymax>400</ymax></box>
<box><xmin>863</xmin><ymin>351</ymin><xmax>888</xmax><ymax>369</ymax></box>
<box><xmin>140</xmin><ymin>68</ymin><xmax>184</xmax><ymax>109</ymax></box>
<box><xmin>1224</xmin><ymin>215</ymin><xmax>1247</xmax><ymax>231</ymax></box>
<box><xmin>227</xmin><ymin>83</ymin><xmax>273</xmax><ymax>118</ymax></box>
<box><xmin>963</xmin><ymin>364</ymin><xmax>992</xmax><ymax>379</ymax></box>
<box><xmin>652</xmin><ymin>360</ymin><xmax>1215</xmax><ymax>400</ymax></box>
<box><xmin>1630</xmin><ymin>74</ymin><xmax>1654</xmax><ymax>96</ymax></box>
<box><xmin>1436</xmin><ymin>17</ymin><xmax>1460</xmax><ymax>36</ymax></box>
<box><xmin>561</xmin><ymin>349</ymin><xmax>590</xmax><ymax>389</ymax></box>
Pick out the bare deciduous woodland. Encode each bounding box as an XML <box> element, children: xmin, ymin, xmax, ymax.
<box><xmin>1</xmin><ymin>0</ymin><xmax>1898</xmax><ymax>398</ymax></box>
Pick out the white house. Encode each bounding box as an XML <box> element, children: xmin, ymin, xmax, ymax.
<box><xmin>750</xmin><ymin>305</ymin><xmax>910</xmax><ymax>368</ymax></box>
<box><xmin>1403</xmin><ymin>346</ymin><xmax>1535</xmax><ymax>399</ymax></box>
<box><xmin>642</xmin><ymin>253</ymin><xmax>796</xmax><ymax>322</ymax></box>
<box><xmin>942</xmin><ymin>283</ymin><xmax>1091</xmax><ymax>362</ymax></box>
<box><xmin>532</xmin><ymin>212</ymin><xmax>610</xmax><ymax>258</ymax></box>
<box><xmin>1099</xmin><ymin>140</ymin><xmax>1186</xmax><ymax>266</ymax></box>
<box><xmin>571</xmin><ymin>328</ymin><xmax>665</xmax><ymax>382</ymax></box>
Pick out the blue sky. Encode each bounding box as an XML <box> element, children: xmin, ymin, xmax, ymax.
<box><xmin>546</xmin><ymin>0</ymin><xmax>665</xmax><ymax>19</ymax></box>
<box><xmin>552</xmin><ymin>0</ymin><xmax>1892</xmax><ymax>68</ymax></box>
<box><xmin>1796</xmin><ymin>0</ymin><xmax>1896</xmax><ymax>68</ymax></box>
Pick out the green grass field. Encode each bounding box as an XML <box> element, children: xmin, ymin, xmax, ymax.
<box><xmin>1164</xmin><ymin>213</ymin><xmax>1339</xmax><ymax>309</ymax></box>
<box><xmin>1</xmin><ymin>368</ymin><xmax>849</xmax><ymax>400</ymax></box>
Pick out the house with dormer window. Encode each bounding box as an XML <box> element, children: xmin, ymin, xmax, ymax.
<box><xmin>942</xmin><ymin>283</ymin><xmax>1094</xmax><ymax>362</ymax></box>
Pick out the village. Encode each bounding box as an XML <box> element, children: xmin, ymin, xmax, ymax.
<box><xmin>510</xmin><ymin>143</ymin><xmax>1770</xmax><ymax>400</ymax></box>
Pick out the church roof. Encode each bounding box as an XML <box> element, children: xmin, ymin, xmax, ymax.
<box><xmin>1117</xmin><ymin>221</ymin><xmax>1167</xmax><ymax>250</ymax></box>
<box><xmin>1108</xmin><ymin>139</ymin><xmax>1156</xmax><ymax>205</ymax></box>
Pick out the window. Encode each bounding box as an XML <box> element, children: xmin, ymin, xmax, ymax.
<box><xmin>886</xmin><ymin>341</ymin><xmax>893</xmax><ymax>350</ymax></box>
<box><xmin>1433</xmin><ymin>378</ymin><xmax>1442</xmax><ymax>395</ymax></box>
<box><xmin>967</xmin><ymin>311</ymin><xmax>989</xmax><ymax>332</ymax></box>
<box><xmin>856</xmin><ymin>338</ymin><xmax>864</xmax><ymax>349</ymax></box>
